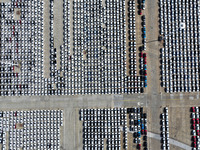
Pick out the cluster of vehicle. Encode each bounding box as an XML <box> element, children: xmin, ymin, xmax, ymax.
<box><xmin>142</xmin><ymin>15</ymin><xmax>146</xmax><ymax>50</ymax></box>
<box><xmin>49</xmin><ymin>0</ymin><xmax>56</xmax><ymax>74</ymax></box>
<box><xmin>137</xmin><ymin>0</ymin><xmax>147</xmax><ymax>88</ymax></box>
<box><xmin>80</xmin><ymin>108</ymin><xmax>128</xmax><ymax>150</ymax></box>
<box><xmin>191</xmin><ymin>107</ymin><xmax>200</xmax><ymax>150</ymax></box>
<box><xmin>140</xmin><ymin>15</ymin><xmax>147</xmax><ymax>87</ymax></box>
<box><xmin>138</xmin><ymin>0</ymin><xmax>145</xmax><ymax>15</ymax></box>
<box><xmin>0</xmin><ymin>109</ymin><xmax>63</xmax><ymax>150</ymax></box>
<box><xmin>0</xmin><ymin>0</ymin><xmax>44</xmax><ymax>96</ymax></box>
<box><xmin>160</xmin><ymin>107</ymin><xmax>170</xmax><ymax>150</ymax></box>
<box><xmin>160</xmin><ymin>0</ymin><xmax>200</xmax><ymax>93</ymax></box>
<box><xmin>48</xmin><ymin>0</ymin><xmax>70</xmax><ymax>96</ymax></box>
<box><xmin>140</xmin><ymin>51</ymin><xmax>147</xmax><ymax>87</ymax></box>
<box><xmin>128</xmin><ymin>107</ymin><xmax>148</xmax><ymax>150</ymax></box>
<box><xmin>128</xmin><ymin>0</ymin><xmax>137</xmax><ymax>75</ymax></box>
<box><xmin>0</xmin><ymin>0</ymin><xmax>150</xmax><ymax>96</ymax></box>
<box><xmin>72</xmin><ymin>0</ymin><xmax>140</xmax><ymax>95</ymax></box>
<box><xmin>127</xmin><ymin>0</ymin><xmax>145</xmax><ymax>93</ymax></box>
<box><xmin>60</xmin><ymin>0</ymin><xmax>70</xmax><ymax>72</ymax></box>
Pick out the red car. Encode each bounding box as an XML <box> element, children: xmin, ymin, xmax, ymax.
<box><xmin>137</xmin><ymin>144</ymin><xmax>141</xmax><ymax>150</ymax></box>
<box><xmin>139</xmin><ymin>9</ymin><xmax>142</xmax><ymax>15</ymax></box>
<box><xmin>194</xmin><ymin>141</ymin><xmax>197</xmax><ymax>148</ymax></box>
<box><xmin>192</xmin><ymin>107</ymin><xmax>195</xmax><ymax>112</ymax></box>
<box><xmin>140</xmin><ymin>52</ymin><xmax>143</xmax><ymax>57</ymax></box>
<box><xmin>197</xmin><ymin>118</ymin><xmax>199</xmax><ymax>124</ymax></box>
<box><xmin>144</xmin><ymin>130</ymin><xmax>147</xmax><ymax>135</ymax></box>
<box><xmin>193</xmin><ymin>118</ymin><xmax>196</xmax><ymax>124</ymax></box>
<box><xmin>144</xmin><ymin>70</ymin><xmax>147</xmax><ymax>76</ymax></box>
<box><xmin>193</xmin><ymin>136</ymin><xmax>196</xmax><ymax>142</ymax></box>
<box><xmin>144</xmin><ymin>59</ymin><xmax>147</xmax><ymax>64</ymax></box>
<box><xmin>141</xmin><ymin>129</ymin><xmax>144</xmax><ymax>135</ymax></box>
<box><xmin>193</xmin><ymin>124</ymin><xmax>196</xmax><ymax>130</ymax></box>
<box><xmin>143</xmin><ymin>53</ymin><xmax>147</xmax><ymax>59</ymax></box>
<box><xmin>197</xmin><ymin>130</ymin><xmax>200</xmax><ymax>136</ymax></box>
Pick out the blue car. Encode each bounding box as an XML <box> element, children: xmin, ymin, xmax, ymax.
<box><xmin>141</xmin><ymin>124</ymin><xmax>144</xmax><ymax>130</ymax></box>
<box><xmin>144</xmin><ymin>82</ymin><xmax>147</xmax><ymax>87</ymax></box>
<box><xmin>144</xmin><ymin>76</ymin><xmax>147</xmax><ymax>80</ymax></box>
<box><xmin>138</xmin><ymin>131</ymin><xmax>141</xmax><ymax>137</ymax></box>
<box><xmin>138</xmin><ymin>119</ymin><xmax>141</xmax><ymax>125</ymax></box>
<box><xmin>144</xmin><ymin>64</ymin><xmax>147</xmax><ymax>70</ymax></box>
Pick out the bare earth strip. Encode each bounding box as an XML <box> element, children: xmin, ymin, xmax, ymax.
<box><xmin>53</xmin><ymin>0</ymin><xmax>63</xmax><ymax>70</ymax></box>
<box><xmin>43</xmin><ymin>0</ymin><xmax>50</xmax><ymax>78</ymax></box>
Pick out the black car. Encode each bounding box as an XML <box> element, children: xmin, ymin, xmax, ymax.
<box><xmin>140</xmin><ymin>107</ymin><xmax>143</xmax><ymax>114</ymax></box>
<box><xmin>143</xmin><ymin>135</ymin><xmax>147</xmax><ymax>141</ymax></box>
<box><xmin>143</xmin><ymin>141</ymin><xmax>148</xmax><ymax>147</ymax></box>
<box><xmin>142</xmin><ymin>15</ymin><xmax>146</xmax><ymax>21</ymax></box>
<box><xmin>143</xmin><ymin>113</ymin><xmax>147</xmax><ymax>118</ymax></box>
<box><xmin>134</xmin><ymin>132</ymin><xmax>138</xmax><ymax>138</ymax></box>
<box><xmin>134</xmin><ymin>120</ymin><xmax>138</xmax><ymax>125</ymax></box>
<box><xmin>143</xmin><ymin>21</ymin><xmax>146</xmax><ymax>26</ymax></box>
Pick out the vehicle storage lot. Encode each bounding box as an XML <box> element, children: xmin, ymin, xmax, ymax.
<box><xmin>0</xmin><ymin>0</ymin><xmax>199</xmax><ymax>149</ymax></box>
<box><xmin>0</xmin><ymin>0</ymin><xmax>149</xmax><ymax>96</ymax></box>
<box><xmin>0</xmin><ymin>94</ymin><xmax>198</xmax><ymax>150</ymax></box>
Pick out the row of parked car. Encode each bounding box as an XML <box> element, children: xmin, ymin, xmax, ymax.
<box><xmin>0</xmin><ymin>0</ymin><xmax>44</xmax><ymax>96</ymax></box>
<box><xmin>128</xmin><ymin>0</ymin><xmax>146</xmax><ymax>92</ymax></box>
<box><xmin>61</xmin><ymin>0</ymin><xmax>70</xmax><ymax>73</ymax></box>
<box><xmin>80</xmin><ymin>107</ymin><xmax>148</xmax><ymax>150</ymax></box>
<box><xmin>72</xmin><ymin>0</ymin><xmax>142</xmax><ymax>95</ymax></box>
<box><xmin>138</xmin><ymin>0</ymin><xmax>145</xmax><ymax>15</ymax></box>
<box><xmin>128</xmin><ymin>0</ymin><xmax>137</xmax><ymax>75</ymax></box>
<box><xmin>80</xmin><ymin>108</ymin><xmax>127</xmax><ymax>150</ymax></box>
<box><xmin>161</xmin><ymin>107</ymin><xmax>170</xmax><ymax>150</ymax></box>
<box><xmin>1</xmin><ymin>0</ymin><xmax>149</xmax><ymax>96</ymax></box>
<box><xmin>0</xmin><ymin>109</ymin><xmax>63</xmax><ymax>150</ymax></box>
<box><xmin>141</xmin><ymin>14</ymin><xmax>147</xmax><ymax>87</ymax></box>
<box><xmin>160</xmin><ymin>0</ymin><xmax>200</xmax><ymax>93</ymax></box>
<box><xmin>191</xmin><ymin>107</ymin><xmax>200</xmax><ymax>150</ymax></box>
<box><xmin>128</xmin><ymin>107</ymin><xmax>148</xmax><ymax>150</ymax></box>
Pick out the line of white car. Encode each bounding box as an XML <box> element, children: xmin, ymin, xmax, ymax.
<box><xmin>161</xmin><ymin>107</ymin><xmax>170</xmax><ymax>150</ymax></box>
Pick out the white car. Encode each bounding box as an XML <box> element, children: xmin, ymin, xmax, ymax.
<box><xmin>192</xmin><ymin>113</ymin><xmax>196</xmax><ymax>118</ymax></box>
<box><xmin>193</xmin><ymin>130</ymin><xmax>196</xmax><ymax>136</ymax></box>
<box><xmin>165</xmin><ymin>107</ymin><xmax>168</xmax><ymax>113</ymax></box>
<box><xmin>196</xmin><ymin>107</ymin><xmax>199</xmax><ymax>113</ymax></box>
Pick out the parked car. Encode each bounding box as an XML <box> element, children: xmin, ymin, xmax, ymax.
<box><xmin>139</xmin><ymin>9</ymin><xmax>142</xmax><ymax>15</ymax></box>
<box><xmin>143</xmin><ymin>53</ymin><xmax>147</xmax><ymax>59</ymax></box>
